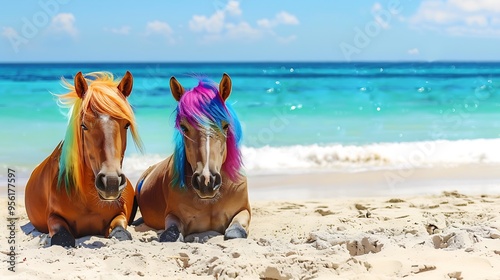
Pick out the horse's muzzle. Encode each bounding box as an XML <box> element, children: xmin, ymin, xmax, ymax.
<box><xmin>191</xmin><ymin>172</ymin><xmax>222</xmax><ymax>199</ymax></box>
<box><xmin>95</xmin><ymin>173</ymin><xmax>127</xmax><ymax>200</ymax></box>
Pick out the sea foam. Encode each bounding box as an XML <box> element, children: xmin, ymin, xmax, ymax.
<box><xmin>5</xmin><ymin>138</ymin><xmax>500</xmax><ymax>191</ymax></box>
<box><xmin>122</xmin><ymin>138</ymin><xmax>500</xmax><ymax>176</ymax></box>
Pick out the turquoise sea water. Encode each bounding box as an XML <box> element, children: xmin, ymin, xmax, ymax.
<box><xmin>2</xmin><ymin>62</ymin><xmax>500</xmax><ymax>181</ymax></box>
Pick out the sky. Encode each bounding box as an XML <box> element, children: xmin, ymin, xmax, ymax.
<box><xmin>2</xmin><ymin>0</ymin><xmax>500</xmax><ymax>62</ymax></box>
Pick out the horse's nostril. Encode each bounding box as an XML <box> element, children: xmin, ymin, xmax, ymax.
<box><xmin>191</xmin><ymin>172</ymin><xmax>221</xmax><ymax>194</ymax></box>
<box><xmin>119</xmin><ymin>174</ymin><xmax>126</xmax><ymax>186</ymax></box>
<box><xmin>213</xmin><ymin>173</ymin><xmax>222</xmax><ymax>190</ymax></box>
<box><xmin>95</xmin><ymin>173</ymin><xmax>106</xmax><ymax>191</ymax></box>
<box><xmin>191</xmin><ymin>174</ymin><xmax>201</xmax><ymax>190</ymax></box>
<box><xmin>95</xmin><ymin>173</ymin><xmax>124</xmax><ymax>194</ymax></box>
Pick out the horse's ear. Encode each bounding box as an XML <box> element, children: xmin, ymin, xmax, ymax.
<box><xmin>170</xmin><ymin>76</ymin><xmax>185</xmax><ymax>102</ymax></box>
<box><xmin>219</xmin><ymin>73</ymin><xmax>232</xmax><ymax>101</ymax></box>
<box><xmin>74</xmin><ymin>72</ymin><xmax>88</xmax><ymax>99</ymax></box>
<box><xmin>117</xmin><ymin>71</ymin><xmax>133</xmax><ymax>97</ymax></box>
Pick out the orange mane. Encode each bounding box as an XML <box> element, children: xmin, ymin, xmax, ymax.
<box><xmin>56</xmin><ymin>72</ymin><xmax>143</xmax><ymax>194</ymax></box>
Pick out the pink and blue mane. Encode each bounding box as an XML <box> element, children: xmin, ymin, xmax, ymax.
<box><xmin>172</xmin><ymin>78</ymin><xmax>242</xmax><ymax>188</ymax></box>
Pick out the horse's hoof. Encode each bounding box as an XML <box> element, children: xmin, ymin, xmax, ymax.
<box><xmin>131</xmin><ymin>217</ymin><xmax>144</xmax><ymax>226</ymax></box>
<box><xmin>159</xmin><ymin>225</ymin><xmax>182</xmax><ymax>242</ymax></box>
<box><xmin>109</xmin><ymin>226</ymin><xmax>132</xmax><ymax>241</ymax></box>
<box><xmin>50</xmin><ymin>227</ymin><xmax>76</xmax><ymax>247</ymax></box>
<box><xmin>224</xmin><ymin>223</ymin><xmax>247</xmax><ymax>240</ymax></box>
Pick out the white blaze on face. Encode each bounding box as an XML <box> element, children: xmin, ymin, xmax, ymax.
<box><xmin>202</xmin><ymin>128</ymin><xmax>211</xmax><ymax>185</ymax></box>
<box><xmin>100</xmin><ymin>114</ymin><xmax>116</xmax><ymax>170</ymax></box>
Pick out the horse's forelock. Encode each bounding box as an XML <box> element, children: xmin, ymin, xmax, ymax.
<box><xmin>176</xmin><ymin>80</ymin><xmax>223</xmax><ymax>127</ymax></box>
<box><xmin>83</xmin><ymin>80</ymin><xmax>143</xmax><ymax>151</ymax></box>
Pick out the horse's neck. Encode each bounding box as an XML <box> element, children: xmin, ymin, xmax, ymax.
<box><xmin>221</xmin><ymin>170</ymin><xmax>244</xmax><ymax>186</ymax></box>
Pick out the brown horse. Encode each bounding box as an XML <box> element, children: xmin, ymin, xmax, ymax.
<box><xmin>135</xmin><ymin>74</ymin><xmax>250</xmax><ymax>242</ymax></box>
<box><xmin>25</xmin><ymin>71</ymin><xmax>143</xmax><ymax>247</ymax></box>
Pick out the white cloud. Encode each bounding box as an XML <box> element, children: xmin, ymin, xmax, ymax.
<box><xmin>145</xmin><ymin>20</ymin><xmax>173</xmax><ymax>36</ymax></box>
<box><xmin>256</xmin><ymin>18</ymin><xmax>271</xmax><ymax>29</ymax></box>
<box><xmin>50</xmin><ymin>13</ymin><xmax>77</xmax><ymax>37</ymax></box>
<box><xmin>226</xmin><ymin>22</ymin><xmax>261</xmax><ymax>39</ymax></box>
<box><xmin>409</xmin><ymin>1</ymin><xmax>459</xmax><ymax>25</ymax></box>
<box><xmin>409</xmin><ymin>0</ymin><xmax>500</xmax><ymax>37</ymax></box>
<box><xmin>189</xmin><ymin>0</ymin><xmax>298</xmax><ymax>43</ymax></box>
<box><xmin>408</xmin><ymin>48</ymin><xmax>420</xmax><ymax>55</ymax></box>
<box><xmin>2</xmin><ymin>27</ymin><xmax>18</xmax><ymax>39</ymax></box>
<box><xmin>225</xmin><ymin>0</ymin><xmax>242</xmax><ymax>16</ymax></box>
<box><xmin>449</xmin><ymin>0</ymin><xmax>500</xmax><ymax>13</ymax></box>
<box><xmin>446</xmin><ymin>25</ymin><xmax>500</xmax><ymax>37</ymax></box>
<box><xmin>275</xmin><ymin>11</ymin><xmax>300</xmax><ymax>25</ymax></box>
<box><xmin>189</xmin><ymin>11</ymin><xmax>225</xmax><ymax>33</ymax></box>
<box><xmin>257</xmin><ymin>11</ymin><xmax>299</xmax><ymax>28</ymax></box>
<box><xmin>2</xmin><ymin>26</ymin><xmax>26</xmax><ymax>53</ymax></box>
<box><xmin>464</xmin><ymin>15</ymin><xmax>488</xmax><ymax>26</ymax></box>
<box><xmin>189</xmin><ymin>0</ymin><xmax>240</xmax><ymax>33</ymax></box>
<box><xmin>372</xmin><ymin>2</ymin><xmax>383</xmax><ymax>11</ymax></box>
<box><xmin>105</xmin><ymin>26</ymin><xmax>130</xmax><ymax>35</ymax></box>
<box><xmin>372</xmin><ymin>2</ymin><xmax>390</xmax><ymax>29</ymax></box>
<box><xmin>145</xmin><ymin>20</ymin><xmax>175</xmax><ymax>44</ymax></box>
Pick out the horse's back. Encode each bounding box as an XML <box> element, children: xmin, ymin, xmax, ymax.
<box><xmin>135</xmin><ymin>156</ymin><xmax>173</xmax><ymax>229</ymax></box>
<box><xmin>25</xmin><ymin>143</ymin><xmax>61</xmax><ymax>233</ymax></box>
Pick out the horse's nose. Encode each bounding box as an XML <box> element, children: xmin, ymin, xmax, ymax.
<box><xmin>95</xmin><ymin>172</ymin><xmax>127</xmax><ymax>199</ymax></box>
<box><xmin>191</xmin><ymin>172</ymin><xmax>222</xmax><ymax>197</ymax></box>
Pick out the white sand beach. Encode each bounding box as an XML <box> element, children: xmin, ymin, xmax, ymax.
<box><xmin>1</xmin><ymin>168</ymin><xmax>500</xmax><ymax>279</ymax></box>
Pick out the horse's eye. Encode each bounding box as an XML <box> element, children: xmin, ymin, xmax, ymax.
<box><xmin>223</xmin><ymin>124</ymin><xmax>229</xmax><ymax>130</ymax></box>
<box><xmin>180</xmin><ymin>125</ymin><xmax>188</xmax><ymax>133</ymax></box>
<box><xmin>81</xmin><ymin>123</ymin><xmax>88</xmax><ymax>131</ymax></box>
<box><xmin>124</xmin><ymin>123</ymin><xmax>131</xmax><ymax>129</ymax></box>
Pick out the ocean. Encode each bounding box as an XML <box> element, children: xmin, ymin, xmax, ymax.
<box><xmin>2</xmin><ymin>62</ymin><xmax>500</xmax><ymax>187</ymax></box>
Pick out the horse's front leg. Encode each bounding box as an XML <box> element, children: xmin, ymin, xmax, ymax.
<box><xmin>224</xmin><ymin>209</ymin><xmax>250</xmax><ymax>240</ymax></box>
<box><xmin>48</xmin><ymin>213</ymin><xmax>76</xmax><ymax>247</ymax></box>
<box><xmin>159</xmin><ymin>214</ymin><xmax>184</xmax><ymax>242</ymax></box>
<box><xmin>108</xmin><ymin>213</ymin><xmax>132</xmax><ymax>241</ymax></box>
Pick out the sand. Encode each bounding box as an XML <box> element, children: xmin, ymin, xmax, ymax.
<box><xmin>1</xmin><ymin>179</ymin><xmax>500</xmax><ymax>280</ymax></box>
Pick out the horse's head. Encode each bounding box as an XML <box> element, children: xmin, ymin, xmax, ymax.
<box><xmin>58</xmin><ymin>72</ymin><xmax>142</xmax><ymax>200</ymax></box>
<box><xmin>171</xmin><ymin>74</ymin><xmax>242</xmax><ymax>199</ymax></box>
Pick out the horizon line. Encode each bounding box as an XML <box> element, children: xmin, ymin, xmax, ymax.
<box><xmin>2</xmin><ymin>60</ymin><xmax>500</xmax><ymax>64</ymax></box>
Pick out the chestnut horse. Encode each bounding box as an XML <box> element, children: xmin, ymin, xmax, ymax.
<box><xmin>25</xmin><ymin>71</ymin><xmax>143</xmax><ymax>247</ymax></box>
<box><xmin>135</xmin><ymin>74</ymin><xmax>250</xmax><ymax>242</ymax></box>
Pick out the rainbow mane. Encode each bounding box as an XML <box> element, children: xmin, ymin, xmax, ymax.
<box><xmin>172</xmin><ymin>78</ymin><xmax>243</xmax><ymax>188</ymax></box>
<box><xmin>56</xmin><ymin>72</ymin><xmax>143</xmax><ymax>194</ymax></box>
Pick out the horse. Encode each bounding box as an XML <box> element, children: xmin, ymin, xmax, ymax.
<box><xmin>25</xmin><ymin>71</ymin><xmax>143</xmax><ymax>247</ymax></box>
<box><xmin>134</xmin><ymin>73</ymin><xmax>251</xmax><ymax>242</ymax></box>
